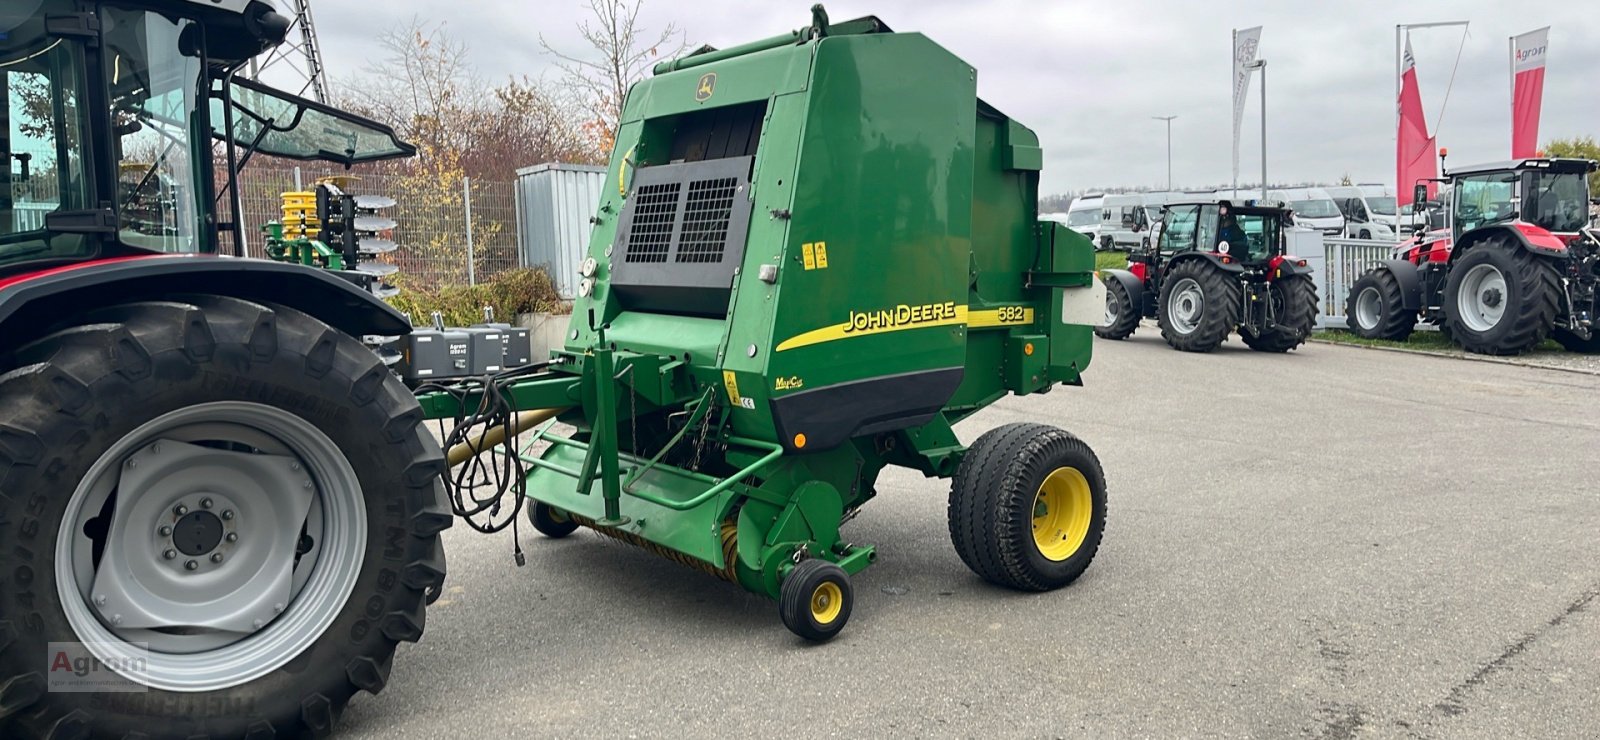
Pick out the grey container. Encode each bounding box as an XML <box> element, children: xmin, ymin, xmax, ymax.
<box><xmin>397</xmin><ymin>329</ymin><xmax>471</xmax><ymax>384</ymax></box>
<box><xmin>515</xmin><ymin>162</ymin><xmax>607</xmax><ymax>299</ymax></box>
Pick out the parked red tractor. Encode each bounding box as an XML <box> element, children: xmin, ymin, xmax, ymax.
<box><xmin>1097</xmin><ymin>200</ymin><xmax>1319</xmax><ymax>353</ymax></box>
<box><xmin>1345</xmin><ymin>157</ymin><xmax>1600</xmax><ymax>354</ymax></box>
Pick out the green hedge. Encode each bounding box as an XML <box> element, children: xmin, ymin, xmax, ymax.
<box><xmin>389</xmin><ymin>268</ymin><xmax>567</xmax><ymax>327</ymax></box>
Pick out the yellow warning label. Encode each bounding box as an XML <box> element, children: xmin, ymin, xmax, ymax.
<box><xmin>801</xmin><ymin>243</ymin><xmax>816</xmax><ymax>270</ymax></box>
<box><xmin>813</xmin><ymin>242</ymin><xmax>828</xmax><ymax>268</ymax></box>
<box><xmin>722</xmin><ymin>370</ymin><xmax>742</xmax><ymax>406</ymax></box>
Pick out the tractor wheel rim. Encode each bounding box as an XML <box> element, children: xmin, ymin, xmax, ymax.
<box><xmin>56</xmin><ymin>401</ymin><xmax>366</xmax><ymax>693</ymax></box>
<box><xmin>1456</xmin><ymin>263</ymin><xmax>1508</xmax><ymax>333</ymax></box>
<box><xmin>810</xmin><ymin>581</ymin><xmax>843</xmax><ymax>624</ymax></box>
<box><xmin>1168</xmin><ymin>278</ymin><xmax>1204</xmax><ymax>334</ymax></box>
<box><xmin>1102</xmin><ymin>287</ymin><xmax>1120</xmax><ymax>327</ymax></box>
<box><xmin>1031</xmin><ymin>467</ymin><xmax>1093</xmax><ymax>562</ymax></box>
<box><xmin>1354</xmin><ymin>286</ymin><xmax>1382</xmax><ymax>330</ymax></box>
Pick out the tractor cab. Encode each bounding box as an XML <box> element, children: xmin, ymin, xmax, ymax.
<box><xmin>1155</xmin><ymin>200</ymin><xmax>1291</xmax><ymax>265</ymax></box>
<box><xmin>1437</xmin><ymin>158</ymin><xmax>1594</xmax><ymax>242</ymax></box>
<box><xmin>0</xmin><ymin>0</ymin><xmax>411</xmax><ymax>278</ymax></box>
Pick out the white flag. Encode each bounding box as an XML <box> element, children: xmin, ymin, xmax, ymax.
<box><xmin>1232</xmin><ymin>26</ymin><xmax>1262</xmax><ymax>191</ymax></box>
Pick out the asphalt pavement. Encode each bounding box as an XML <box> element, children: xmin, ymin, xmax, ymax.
<box><xmin>341</xmin><ymin>328</ymin><xmax>1600</xmax><ymax>739</ymax></box>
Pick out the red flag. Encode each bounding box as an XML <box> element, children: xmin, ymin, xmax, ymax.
<box><xmin>1397</xmin><ymin>35</ymin><xmax>1437</xmax><ymax>207</ymax></box>
<box><xmin>1511</xmin><ymin>27</ymin><xmax>1549</xmax><ymax>159</ymax></box>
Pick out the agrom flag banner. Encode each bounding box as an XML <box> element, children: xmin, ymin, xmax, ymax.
<box><xmin>1232</xmin><ymin>26</ymin><xmax>1261</xmax><ymax>190</ymax></box>
<box><xmin>1511</xmin><ymin>27</ymin><xmax>1549</xmax><ymax>159</ymax></box>
<box><xmin>1397</xmin><ymin>34</ymin><xmax>1437</xmax><ymax>207</ymax></box>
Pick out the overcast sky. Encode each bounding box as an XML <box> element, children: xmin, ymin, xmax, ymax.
<box><xmin>297</xmin><ymin>0</ymin><xmax>1600</xmax><ymax>195</ymax></box>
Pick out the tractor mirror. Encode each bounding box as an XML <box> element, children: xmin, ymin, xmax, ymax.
<box><xmin>1413</xmin><ymin>184</ymin><xmax>1428</xmax><ymax>207</ymax></box>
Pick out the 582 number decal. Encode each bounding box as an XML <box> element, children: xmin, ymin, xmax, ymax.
<box><xmin>995</xmin><ymin>306</ymin><xmax>1029</xmax><ymax>324</ymax></box>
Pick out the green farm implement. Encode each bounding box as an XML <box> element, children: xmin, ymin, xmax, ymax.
<box><xmin>419</xmin><ymin>6</ymin><xmax>1110</xmax><ymax>641</ymax></box>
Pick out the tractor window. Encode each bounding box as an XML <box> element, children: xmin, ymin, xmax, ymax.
<box><xmin>1525</xmin><ymin>172</ymin><xmax>1588</xmax><ymax>233</ymax></box>
<box><xmin>1454</xmin><ymin>172</ymin><xmax>1518</xmax><ymax>232</ymax></box>
<box><xmin>102</xmin><ymin>7</ymin><xmax>206</xmax><ymax>253</ymax></box>
<box><xmin>0</xmin><ymin>1</ymin><xmax>94</xmax><ymax>267</ymax></box>
<box><xmin>1196</xmin><ymin>204</ymin><xmax>1220</xmax><ymax>250</ymax></box>
<box><xmin>1159</xmin><ymin>205</ymin><xmax>1199</xmax><ymax>253</ymax></box>
<box><xmin>1234</xmin><ymin>212</ymin><xmax>1277</xmax><ymax>262</ymax></box>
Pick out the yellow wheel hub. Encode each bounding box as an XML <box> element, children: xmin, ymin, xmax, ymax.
<box><xmin>810</xmin><ymin>581</ymin><xmax>843</xmax><ymax>624</ymax></box>
<box><xmin>1031</xmin><ymin>466</ymin><xmax>1093</xmax><ymax>562</ymax></box>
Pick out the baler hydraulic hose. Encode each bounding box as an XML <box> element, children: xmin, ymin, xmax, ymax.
<box><xmin>445</xmin><ymin>406</ymin><xmax>568</xmax><ymax>468</ymax></box>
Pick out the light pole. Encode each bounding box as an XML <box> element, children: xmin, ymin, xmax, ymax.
<box><xmin>1246</xmin><ymin>59</ymin><xmax>1267</xmax><ymax>200</ymax></box>
<box><xmin>1151</xmin><ymin>115</ymin><xmax>1177</xmax><ymax>190</ymax></box>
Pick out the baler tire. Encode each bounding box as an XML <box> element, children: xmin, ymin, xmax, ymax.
<box><xmin>947</xmin><ymin>423</ymin><xmax>1106</xmax><ymax>592</ymax></box>
<box><xmin>1094</xmin><ymin>277</ymin><xmax>1140</xmax><ymax>340</ymax></box>
<box><xmin>1158</xmin><ymin>259</ymin><xmax>1239</xmax><ymax>352</ymax></box>
<box><xmin>1553</xmin><ymin>328</ymin><xmax>1600</xmax><ymax>354</ymax></box>
<box><xmin>0</xmin><ymin>297</ymin><xmax>450</xmax><ymax>740</ymax></box>
<box><xmin>1242</xmin><ymin>274</ymin><xmax>1319</xmax><ymax>352</ymax></box>
<box><xmin>1442</xmin><ymin>239</ymin><xmax>1561</xmax><ymax>355</ymax></box>
<box><xmin>528</xmin><ymin>502</ymin><xmax>580</xmax><ymax>538</ymax></box>
<box><xmin>779</xmin><ymin>559</ymin><xmax>853</xmax><ymax>642</ymax></box>
<box><xmin>1345</xmin><ymin>270</ymin><xmax>1416</xmax><ymax>341</ymax></box>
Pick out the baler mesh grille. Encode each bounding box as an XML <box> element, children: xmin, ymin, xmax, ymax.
<box><xmin>677</xmin><ymin>177</ymin><xmax>738</xmax><ymax>263</ymax></box>
<box><xmin>624</xmin><ymin>182</ymin><xmax>680</xmax><ymax>263</ymax></box>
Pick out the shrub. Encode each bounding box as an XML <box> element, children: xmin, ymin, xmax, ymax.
<box><xmin>389</xmin><ymin>268</ymin><xmax>567</xmax><ymax>327</ymax></box>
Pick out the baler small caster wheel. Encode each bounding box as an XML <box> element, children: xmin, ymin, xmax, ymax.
<box><xmin>779</xmin><ymin>559</ymin><xmax>853</xmax><ymax>642</ymax></box>
<box><xmin>528</xmin><ymin>502</ymin><xmax>580</xmax><ymax>538</ymax></box>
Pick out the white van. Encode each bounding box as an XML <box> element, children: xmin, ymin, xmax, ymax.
<box><xmin>1100</xmin><ymin>193</ymin><xmax>1151</xmax><ymax>250</ymax></box>
<box><xmin>1065</xmin><ymin>194</ymin><xmax>1103</xmax><ymax>245</ymax></box>
<box><xmin>1270</xmin><ymin>187</ymin><xmax>1345</xmax><ymax>237</ymax></box>
<box><xmin>1327</xmin><ymin>185</ymin><xmax>1400</xmax><ymax>240</ymax></box>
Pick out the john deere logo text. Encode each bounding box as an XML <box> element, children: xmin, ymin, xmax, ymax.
<box><xmin>775</xmin><ymin>300</ymin><xmax>968</xmax><ymax>352</ymax></box>
<box><xmin>695</xmin><ymin>72</ymin><xmax>716</xmax><ymax>101</ymax></box>
<box><xmin>845</xmin><ymin>302</ymin><xmax>959</xmax><ymax>334</ymax></box>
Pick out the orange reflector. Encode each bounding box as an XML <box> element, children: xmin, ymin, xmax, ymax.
<box><xmin>1296</xmin><ymin>259</ymin><xmax>1308</xmax><ymax>267</ymax></box>
<box><xmin>1024</xmin><ymin>343</ymin><xmax>1034</xmax><ymax>356</ymax></box>
<box><xmin>794</xmin><ymin>433</ymin><xmax>807</xmax><ymax>449</ymax></box>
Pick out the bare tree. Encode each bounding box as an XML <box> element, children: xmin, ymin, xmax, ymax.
<box><xmin>540</xmin><ymin>0</ymin><xmax>688</xmax><ymax>153</ymax></box>
<box><xmin>334</xmin><ymin>18</ymin><xmax>599</xmax><ymax>179</ymax></box>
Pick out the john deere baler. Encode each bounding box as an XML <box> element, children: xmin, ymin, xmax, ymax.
<box><xmin>419</xmin><ymin>5</ymin><xmax>1108</xmax><ymax>640</ymax></box>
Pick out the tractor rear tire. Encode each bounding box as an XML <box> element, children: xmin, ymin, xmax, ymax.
<box><xmin>1345</xmin><ymin>270</ymin><xmax>1416</xmax><ymax>341</ymax></box>
<box><xmin>1158</xmin><ymin>259</ymin><xmax>1239</xmax><ymax>352</ymax></box>
<box><xmin>1553</xmin><ymin>328</ymin><xmax>1600</xmax><ymax>353</ymax></box>
<box><xmin>1442</xmin><ymin>239</ymin><xmax>1561</xmax><ymax>355</ymax></box>
<box><xmin>528</xmin><ymin>501</ymin><xmax>580</xmax><ymax>538</ymax></box>
<box><xmin>1094</xmin><ymin>276</ymin><xmax>1140</xmax><ymax>340</ymax></box>
<box><xmin>948</xmin><ymin>423</ymin><xmax>1106</xmax><ymax>592</ymax></box>
<box><xmin>779</xmin><ymin>559</ymin><xmax>853</xmax><ymax>642</ymax></box>
<box><xmin>0</xmin><ymin>297</ymin><xmax>450</xmax><ymax>740</ymax></box>
<box><xmin>1243</xmin><ymin>274</ymin><xmax>1319</xmax><ymax>352</ymax></box>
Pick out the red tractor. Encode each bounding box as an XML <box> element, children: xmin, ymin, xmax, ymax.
<box><xmin>0</xmin><ymin>2</ymin><xmax>448</xmax><ymax>738</ymax></box>
<box><xmin>1345</xmin><ymin>157</ymin><xmax>1600</xmax><ymax>354</ymax></box>
<box><xmin>1097</xmin><ymin>200</ymin><xmax>1319</xmax><ymax>353</ymax></box>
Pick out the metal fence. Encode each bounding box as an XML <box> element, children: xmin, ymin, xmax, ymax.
<box><xmin>1311</xmin><ymin>237</ymin><xmax>1401</xmax><ymax>328</ymax></box>
<box><xmin>228</xmin><ymin>165</ymin><xmax>522</xmax><ymax>288</ymax></box>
